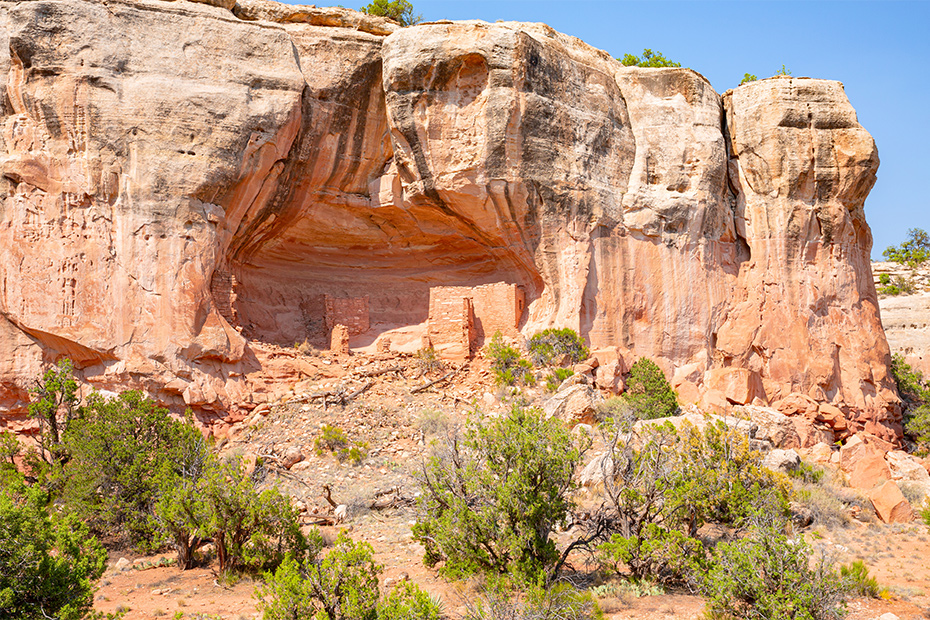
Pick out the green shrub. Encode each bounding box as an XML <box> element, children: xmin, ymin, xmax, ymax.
<box><xmin>378</xmin><ymin>581</ymin><xmax>443</xmax><ymax>620</ymax></box>
<box><xmin>415</xmin><ymin>347</ymin><xmax>444</xmax><ymax>376</ymax></box>
<box><xmin>839</xmin><ymin>560</ymin><xmax>880</xmax><ymax>597</ymax></box>
<box><xmin>775</xmin><ymin>64</ymin><xmax>792</xmax><ymax>76</ymax></box>
<box><xmin>787</xmin><ymin>460</ymin><xmax>825</xmax><ymax>484</ymax></box>
<box><xmin>462</xmin><ymin>579</ymin><xmax>602</xmax><ymax>620</ymax></box>
<box><xmin>316</xmin><ymin>424</ymin><xmax>350</xmax><ymax>454</ymax></box>
<box><xmin>261</xmin><ymin>533</ymin><xmax>380</xmax><ymax>620</ymax></box>
<box><xmin>906</xmin><ymin>405</ymin><xmax>930</xmax><ymax>454</ymax></box>
<box><xmin>700</xmin><ymin>518</ymin><xmax>847</xmax><ymax>620</ymax></box>
<box><xmin>58</xmin><ymin>390</ymin><xmax>207</xmax><ymax>549</ymax></box>
<box><xmin>597</xmin><ymin>525</ymin><xmax>703</xmax><ymax>586</ymax></box>
<box><xmin>359</xmin><ymin>0</ymin><xmax>420</xmax><ymax>26</ymax></box>
<box><xmin>316</xmin><ymin>424</ymin><xmax>368</xmax><ymax>465</ymax></box>
<box><xmin>257</xmin><ymin>532</ymin><xmax>442</xmax><ymax>620</ymax></box>
<box><xmin>545</xmin><ymin>368</ymin><xmax>574</xmax><ymax>392</ymax></box>
<box><xmin>413</xmin><ymin>404</ymin><xmax>584</xmax><ymax>580</ymax></box>
<box><xmin>740</xmin><ymin>73</ymin><xmax>757</xmax><ymax>85</ymax></box>
<box><xmin>0</xmin><ymin>476</ymin><xmax>107</xmax><ymax>620</ymax></box>
<box><xmin>485</xmin><ymin>332</ymin><xmax>534</xmax><ymax>387</ymax></box>
<box><xmin>591</xmin><ymin>578</ymin><xmax>664</xmax><ymax>599</ymax></box>
<box><xmin>592</xmin><ymin>413</ymin><xmax>790</xmax><ymax>584</ymax></box>
<box><xmin>878</xmin><ymin>273</ymin><xmax>916</xmax><ymax>296</ymax></box>
<box><xmin>883</xmin><ymin>228</ymin><xmax>930</xmax><ymax>268</ymax></box>
<box><xmin>620</xmin><ymin>49</ymin><xmax>681</xmax><ymax>68</ymax></box>
<box><xmin>197</xmin><ymin>458</ymin><xmax>306</xmax><ymax>574</ymax></box>
<box><xmin>527</xmin><ymin>328</ymin><xmax>589</xmax><ymax>367</ymax></box>
<box><xmin>620</xmin><ymin>358</ymin><xmax>679</xmax><ymax>419</ymax></box>
<box><xmin>888</xmin><ymin>353</ymin><xmax>930</xmax><ymax>451</ymax></box>
<box><xmin>890</xmin><ymin>352</ymin><xmax>930</xmax><ymax>406</ymax></box>
<box><xmin>0</xmin><ymin>430</ymin><xmax>20</xmax><ymax>483</ymax></box>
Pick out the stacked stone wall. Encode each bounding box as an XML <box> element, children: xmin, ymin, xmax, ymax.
<box><xmin>324</xmin><ymin>295</ymin><xmax>370</xmax><ymax>336</ymax></box>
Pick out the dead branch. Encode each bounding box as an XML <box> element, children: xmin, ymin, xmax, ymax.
<box><xmin>357</xmin><ymin>366</ymin><xmax>404</xmax><ymax>377</ymax></box>
<box><xmin>411</xmin><ymin>371</ymin><xmax>456</xmax><ymax>394</ymax></box>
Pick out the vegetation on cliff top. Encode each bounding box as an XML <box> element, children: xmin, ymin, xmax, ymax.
<box><xmin>619</xmin><ymin>48</ymin><xmax>681</xmax><ymax>68</ymax></box>
<box><xmin>360</xmin><ymin>0</ymin><xmax>421</xmax><ymax>26</ymax></box>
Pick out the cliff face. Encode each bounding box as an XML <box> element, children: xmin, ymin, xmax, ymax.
<box><xmin>0</xmin><ymin>0</ymin><xmax>900</xmax><ymax>439</ymax></box>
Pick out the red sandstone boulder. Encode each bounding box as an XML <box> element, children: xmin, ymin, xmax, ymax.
<box><xmin>774</xmin><ymin>393</ymin><xmax>821</xmax><ymax>418</ymax></box>
<box><xmin>704</xmin><ymin>368</ymin><xmax>765</xmax><ymax>406</ymax></box>
<box><xmin>868</xmin><ymin>480</ymin><xmax>915</xmax><ymax>523</ymax></box>
<box><xmin>847</xmin><ymin>453</ymin><xmax>891</xmax><ymax>490</ymax></box>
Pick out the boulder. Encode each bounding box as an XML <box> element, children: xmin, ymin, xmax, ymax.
<box><xmin>544</xmin><ymin>384</ymin><xmax>603</xmax><ymax>425</ymax></box>
<box><xmin>805</xmin><ymin>442</ymin><xmax>835</xmax><ymax>465</ymax></box>
<box><xmin>282</xmin><ymin>447</ymin><xmax>304</xmax><ymax>470</ymax></box>
<box><xmin>847</xmin><ymin>453</ymin><xmax>891</xmax><ymax>490</ymax></box>
<box><xmin>840</xmin><ymin>433</ymin><xmax>888</xmax><ymax>471</ymax></box>
<box><xmin>579</xmin><ymin>452</ymin><xmax>612</xmax><ymax>488</ymax></box>
<box><xmin>704</xmin><ymin>368</ymin><xmax>765</xmax><ymax>405</ymax></box>
<box><xmin>700</xmin><ymin>389</ymin><xmax>731</xmax><ymax>415</ymax></box>
<box><xmin>793</xmin><ymin>419</ymin><xmax>835</xmax><ymax>448</ymax></box>
<box><xmin>868</xmin><ymin>480</ymin><xmax>915</xmax><ymax>523</ymax></box>
<box><xmin>885</xmin><ymin>450</ymin><xmax>930</xmax><ymax>500</ymax></box>
<box><xmin>592</xmin><ymin>348</ymin><xmax>624</xmax><ymax>392</ymax></box>
<box><xmin>762</xmin><ymin>448</ymin><xmax>801</xmax><ymax>473</ymax></box>
<box><xmin>773</xmin><ymin>392</ymin><xmax>821</xmax><ymax>418</ymax></box>
<box><xmin>737</xmin><ymin>406</ymin><xmax>802</xmax><ymax>449</ymax></box>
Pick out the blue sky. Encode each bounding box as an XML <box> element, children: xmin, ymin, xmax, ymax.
<box><xmin>329</xmin><ymin>1</ymin><xmax>930</xmax><ymax>259</ymax></box>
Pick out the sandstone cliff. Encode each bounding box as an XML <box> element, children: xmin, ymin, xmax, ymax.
<box><xmin>0</xmin><ymin>0</ymin><xmax>900</xmax><ymax>440</ymax></box>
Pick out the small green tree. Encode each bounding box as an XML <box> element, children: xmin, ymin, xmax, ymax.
<box><xmin>775</xmin><ymin>64</ymin><xmax>792</xmax><ymax>76</ymax></box>
<box><xmin>620</xmin><ymin>49</ymin><xmax>681</xmax><ymax>68</ymax></box>
<box><xmin>60</xmin><ymin>390</ymin><xmax>206</xmax><ymax>548</ymax></box>
<box><xmin>378</xmin><ymin>581</ymin><xmax>443</xmax><ymax>620</ymax></box>
<box><xmin>888</xmin><ymin>353</ymin><xmax>930</xmax><ymax>452</ymax></box>
<box><xmin>485</xmin><ymin>331</ymin><xmax>534</xmax><ymax>386</ymax></box>
<box><xmin>0</xmin><ymin>476</ymin><xmax>107</xmax><ymax>620</ymax></box>
<box><xmin>621</xmin><ymin>358</ymin><xmax>679</xmax><ymax>419</ymax></box>
<box><xmin>527</xmin><ymin>328</ymin><xmax>589</xmax><ymax>367</ymax></box>
<box><xmin>153</xmin><ymin>475</ymin><xmax>210</xmax><ymax>569</ymax></box>
<box><xmin>883</xmin><ymin>228</ymin><xmax>930</xmax><ymax>268</ymax></box>
<box><xmin>740</xmin><ymin>73</ymin><xmax>758</xmax><ymax>85</ymax></box>
<box><xmin>28</xmin><ymin>359</ymin><xmax>79</xmax><ymax>466</ymax></box>
<box><xmin>198</xmin><ymin>457</ymin><xmax>306</xmax><ymax>574</ymax></box>
<box><xmin>413</xmin><ymin>404</ymin><xmax>585</xmax><ymax>580</ymax></box>
<box><xmin>359</xmin><ymin>0</ymin><xmax>421</xmax><ymax>26</ymax></box>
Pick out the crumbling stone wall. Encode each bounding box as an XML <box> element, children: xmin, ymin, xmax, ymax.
<box><xmin>428</xmin><ymin>283</ymin><xmax>524</xmax><ymax>359</ymax></box>
<box><xmin>211</xmin><ymin>271</ymin><xmax>239</xmax><ymax>326</ymax></box>
<box><xmin>324</xmin><ymin>295</ymin><xmax>370</xmax><ymax>336</ymax></box>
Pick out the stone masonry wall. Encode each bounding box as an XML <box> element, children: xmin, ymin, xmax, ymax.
<box><xmin>324</xmin><ymin>295</ymin><xmax>370</xmax><ymax>336</ymax></box>
<box><xmin>428</xmin><ymin>282</ymin><xmax>524</xmax><ymax>359</ymax></box>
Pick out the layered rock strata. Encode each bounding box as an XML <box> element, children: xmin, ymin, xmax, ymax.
<box><xmin>0</xmin><ymin>0</ymin><xmax>900</xmax><ymax>439</ymax></box>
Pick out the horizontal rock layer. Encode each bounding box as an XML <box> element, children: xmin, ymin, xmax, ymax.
<box><xmin>0</xmin><ymin>0</ymin><xmax>900</xmax><ymax>439</ymax></box>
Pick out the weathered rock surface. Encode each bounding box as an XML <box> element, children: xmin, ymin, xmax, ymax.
<box><xmin>868</xmin><ymin>480</ymin><xmax>915</xmax><ymax>523</ymax></box>
<box><xmin>544</xmin><ymin>383</ymin><xmax>602</xmax><ymax>425</ymax></box>
<box><xmin>0</xmin><ymin>0</ymin><xmax>900</xmax><ymax>438</ymax></box>
<box><xmin>761</xmin><ymin>448</ymin><xmax>801</xmax><ymax>473</ymax></box>
<box><xmin>875</xmin><ymin>270</ymin><xmax>930</xmax><ymax>377</ymax></box>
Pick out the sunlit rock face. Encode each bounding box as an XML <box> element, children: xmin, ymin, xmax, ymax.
<box><xmin>0</xmin><ymin>0</ymin><xmax>898</xmax><ymax>440</ymax></box>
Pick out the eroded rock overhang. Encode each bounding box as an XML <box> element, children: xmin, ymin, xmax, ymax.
<box><xmin>0</xmin><ymin>0</ymin><xmax>899</xmax><ymax>440</ymax></box>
